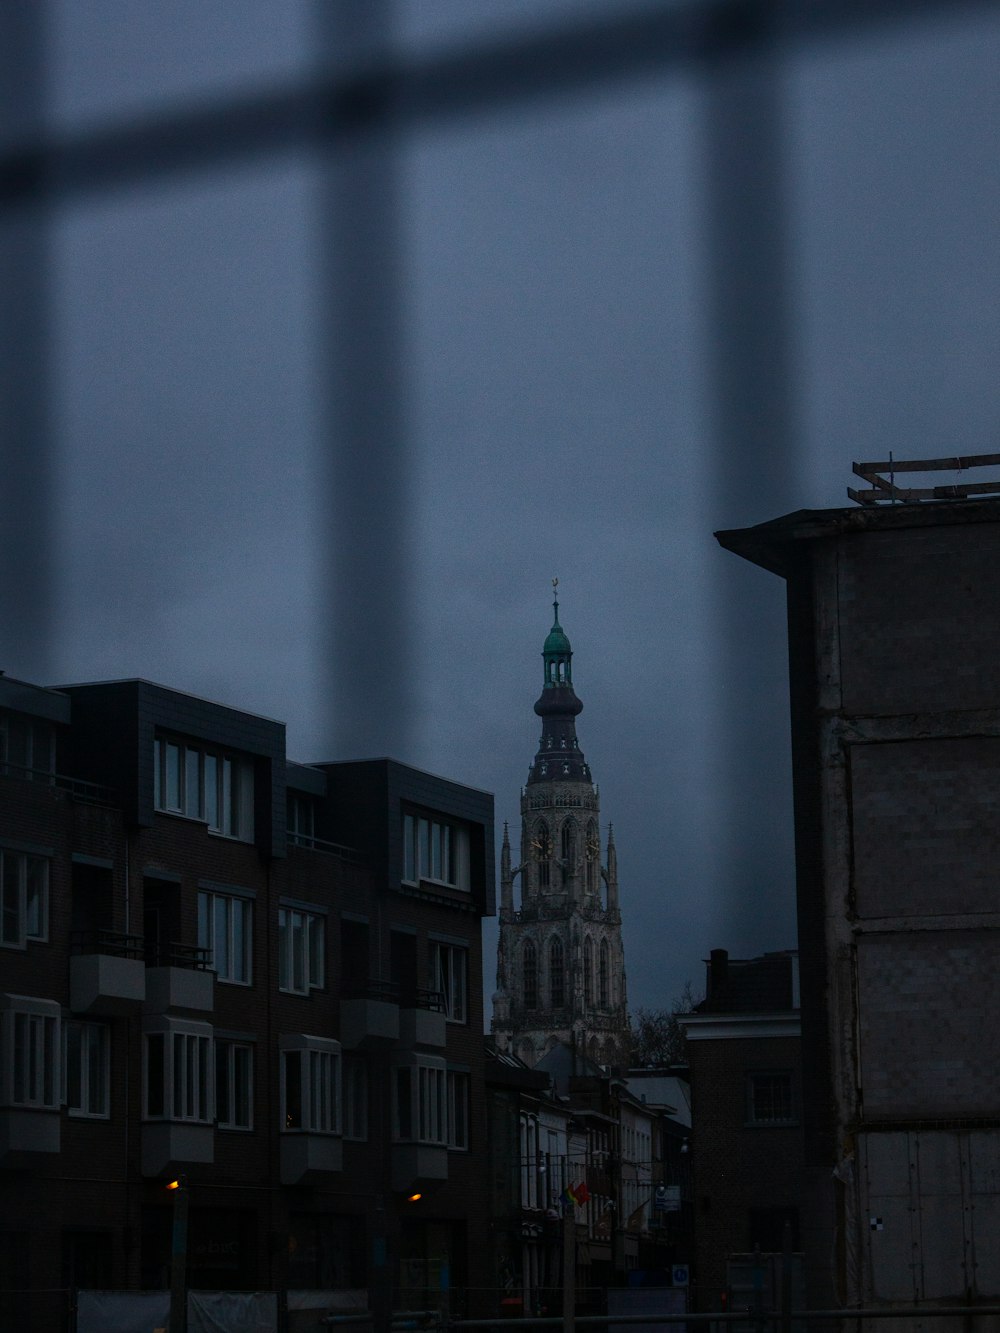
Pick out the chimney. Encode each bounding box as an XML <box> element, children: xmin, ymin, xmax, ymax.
<box><xmin>709</xmin><ymin>948</ymin><xmax>729</xmax><ymax>1003</ymax></box>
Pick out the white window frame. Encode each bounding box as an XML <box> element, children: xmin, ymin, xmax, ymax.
<box><xmin>447</xmin><ymin>1069</ymin><xmax>470</xmax><ymax>1151</ymax></box>
<box><xmin>280</xmin><ymin>1035</ymin><xmax>341</xmax><ymax>1135</ymax></box>
<box><xmin>0</xmin><ymin>994</ymin><xmax>61</xmax><ymax>1109</ymax></box>
<box><xmin>0</xmin><ymin>710</ymin><xmax>55</xmax><ymax>781</ymax></box>
<box><xmin>153</xmin><ymin>734</ymin><xmax>254</xmax><ymax>841</ymax></box>
<box><xmin>392</xmin><ymin>1054</ymin><xmax>447</xmax><ymax>1145</ymax></box>
<box><xmin>215</xmin><ymin>1038</ymin><xmax>253</xmax><ymax>1130</ymax></box>
<box><xmin>343</xmin><ymin>1056</ymin><xmax>368</xmax><ymax>1141</ymax></box>
<box><xmin>0</xmin><ymin>848</ymin><xmax>49</xmax><ymax>949</ymax></box>
<box><xmin>428</xmin><ymin>940</ymin><xmax>468</xmax><ymax>1023</ymax></box>
<box><xmin>287</xmin><ymin>793</ymin><xmax>316</xmax><ymax>848</ymax></box>
<box><xmin>278</xmin><ymin>904</ymin><xmax>326</xmax><ymax>994</ymax></box>
<box><xmin>64</xmin><ymin>1020</ymin><xmax>110</xmax><ymax>1119</ymax></box>
<box><xmin>197</xmin><ymin>887</ymin><xmax>253</xmax><ymax>985</ymax></box>
<box><xmin>401</xmin><ymin>813</ymin><xmax>470</xmax><ymax>891</ymax></box>
<box><xmin>143</xmin><ymin>1018</ymin><xmax>213</xmax><ymax>1123</ymax></box>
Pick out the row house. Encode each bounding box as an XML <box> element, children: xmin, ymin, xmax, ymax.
<box><xmin>681</xmin><ymin>948</ymin><xmax>803</xmax><ymax>1313</ymax></box>
<box><xmin>0</xmin><ymin>673</ymin><xmax>494</xmax><ymax>1331</ymax></box>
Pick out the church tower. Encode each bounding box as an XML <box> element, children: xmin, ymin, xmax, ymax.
<box><xmin>492</xmin><ymin>585</ymin><xmax>629</xmax><ymax>1070</ymax></box>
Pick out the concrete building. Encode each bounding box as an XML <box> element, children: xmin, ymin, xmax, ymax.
<box><xmin>718</xmin><ymin>495</ymin><xmax>1000</xmax><ymax>1315</ymax></box>
<box><xmin>0</xmin><ymin>672</ymin><xmax>494</xmax><ymax>1330</ymax></box>
<box><xmin>491</xmin><ymin>590</ymin><xmax>629</xmax><ymax>1070</ymax></box>
<box><xmin>681</xmin><ymin>949</ymin><xmax>802</xmax><ymax>1312</ymax></box>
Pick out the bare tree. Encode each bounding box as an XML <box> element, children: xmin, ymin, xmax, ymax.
<box><xmin>628</xmin><ymin>981</ymin><xmax>699</xmax><ymax>1067</ymax></box>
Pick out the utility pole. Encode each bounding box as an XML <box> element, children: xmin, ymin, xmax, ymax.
<box><xmin>167</xmin><ymin>1178</ymin><xmax>189</xmax><ymax>1333</ymax></box>
<box><xmin>562</xmin><ymin>1203</ymin><xmax>575</xmax><ymax>1333</ymax></box>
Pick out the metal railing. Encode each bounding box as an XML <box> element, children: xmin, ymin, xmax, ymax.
<box><xmin>288</xmin><ymin>829</ymin><xmax>363</xmax><ymax>862</ymax></box>
<box><xmin>145</xmin><ymin>941</ymin><xmax>212</xmax><ymax>971</ymax></box>
<box><xmin>0</xmin><ymin>761</ymin><xmax>117</xmax><ymax>805</ymax></box>
<box><xmin>70</xmin><ymin>927</ymin><xmax>144</xmax><ymax>958</ymax></box>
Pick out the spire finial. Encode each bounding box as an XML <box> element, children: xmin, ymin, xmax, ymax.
<box><xmin>552</xmin><ymin>577</ymin><xmax>560</xmax><ymax>625</ymax></box>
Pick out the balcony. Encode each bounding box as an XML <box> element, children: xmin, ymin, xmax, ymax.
<box><xmin>141</xmin><ymin>1122</ymin><xmax>214</xmax><ymax>1177</ymax></box>
<box><xmin>70</xmin><ymin>930</ymin><xmax>146</xmax><ymax>1014</ymax></box>
<box><xmin>0</xmin><ymin>1109</ymin><xmax>60</xmax><ymax>1165</ymax></box>
<box><xmin>144</xmin><ymin>943</ymin><xmax>214</xmax><ymax>1013</ymax></box>
<box><xmin>390</xmin><ymin>1142</ymin><xmax>448</xmax><ymax>1195</ymax></box>
<box><xmin>340</xmin><ymin>980</ymin><xmax>400</xmax><ymax>1049</ymax></box>
<box><xmin>397</xmin><ymin>988</ymin><xmax>446</xmax><ymax>1051</ymax></box>
<box><xmin>280</xmin><ymin>1132</ymin><xmax>343</xmax><ymax>1185</ymax></box>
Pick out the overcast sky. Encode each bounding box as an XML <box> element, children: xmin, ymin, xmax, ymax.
<box><xmin>4</xmin><ymin>0</ymin><xmax>998</xmax><ymax>1017</ymax></box>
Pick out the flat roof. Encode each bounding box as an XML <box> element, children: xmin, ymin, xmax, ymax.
<box><xmin>716</xmin><ymin>496</ymin><xmax>1000</xmax><ymax>577</ymax></box>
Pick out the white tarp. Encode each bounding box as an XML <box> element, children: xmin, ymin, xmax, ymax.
<box><xmin>77</xmin><ymin>1289</ymin><xmax>277</xmax><ymax>1333</ymax></box>
<box><xmin>188</xmin><ymin>1290</ymin><xmax>278</xmax><ymax>1332</ymax></box>
<box><xmin>76</xmin><ymin>1289</ymin><xmax>170</xmax><ymax>1333</ymax></box>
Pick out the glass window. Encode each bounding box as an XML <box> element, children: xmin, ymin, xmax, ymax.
<box><xmin>447</xmin><ymin>1070</ymin><xmax>469</xmax><ymax>1150</ymax></box>
<box><xmin>535</xmin><ymin>821</ymin><xmax>551</xmax><ymax>889</ymax></box>
<box><xmin>747</xmin><ymin>1072</ymin><xmax>796</xmax><ymax>1125</ymax></box>
<box><xmin>216</xmin><ymin>1039</ymin><xmax>253</xmax><ymax>1130</ymax></box>
<box><xmin>65</xmin><ymin>1021</ymin><xmax>110</xmax><ymax>1118</ymax></box>
<box><xmin>2</xmin><ymin>999</ymin><xmax>60</xmax><ymax>1109</ymax></box>
<box><xmin>278</xmin><ymin>906</ymin><xmax>325</xmax><ymax>994</ymax></box>
<box><xmin>288</xmin><ymin>793</ymin><xmax>316</xmax><ymax>846</ymax></box>
<box><xmin>143</xmin><ymin>1022</ymin><xmax>212</xmax><ymax>1123</ymax></box>
<box><xmin>0</xmin><ymin>711</ymin><xmax>54</xmax><ymax>781</ymax></box>
<box><xmin>344</xmin><ymin>1057</ymin><xmax>368</xmax><ymax>1141</ymax></box>
<box><xmin>401</xmin><ymin>812</ymin><xmax>470</xmax><ymax>890</ymax></box>
<box><xmin>523</xmin><ymin>939</ymin><xmax>537</xmax><ymax>1009</ymax></box>
<box><xmin>427</xmin><ymin>941</ymin><xmax>467</xmax><ymax>1023</ymax></box>
<box><xmin>281</xmin><ymin>1039</ymin><xmax>340</xmax><ymax>1134</ymax></box>
<box><xmin>599</xmin><ymin>938</ymin><xmax>610</xmax><ymax>1007</ymax></box>
<box><xmin>549</xmin><ymin>936</ymin><xmax>565</xmax><ymax>1008</ymax></box>
<box><xmin>197</xmin><ymin>889</ymin><xmax>252</xmax><ymax>985</ymax></box>
<box><xmin>393</xmin><ymin>1057</ymin><xmax>447</xmax><ymax>1145</ymax></box>
<box><xmin>583</xmin><ymin>936</ymin><xmax>594</xmax><ymax>1006</ymax></box>
<box><xmin>153</xmin><ymin>733</ymin><xmax>253</xmax><ymax>840</ymax></box>
<box><xmin>0</xmin><ymin>851</ymin><xmax>49</xmax><ymax>949</ymax></box>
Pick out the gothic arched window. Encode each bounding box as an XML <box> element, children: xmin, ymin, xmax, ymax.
<box><xmin>599</xmin><ymin>938</ymin><xmax>610</xmax><ymax>1008</ymax></box>
<box><xmin>561</xmin><ymin>820</ymin><xmax>576</xmax><ymax>865</ymax></box>
<box><xmin>534</xmin><ymin>820</ymin><xmax>551</xmax><ymax>889</ymax></box>
<box><xmin>549</xmin><ymin>937</ymin><xmax>565</xmax><ymax>1008</ymax></box>
<box><xmin>586</xmin><ymin>820</ymin><xmax>599</xmax><ymax>895</ymax></box>
<box><xmin>583</xmin><ymin>936</ymin><xmax>594</xmax><ymax>1006</ymax></box>
<box><xmin>523</xmin><ymin>940</ymin><xmax>538</xmax><ymax>1009</ymax></box>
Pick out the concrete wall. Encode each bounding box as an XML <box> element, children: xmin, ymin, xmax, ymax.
<box><xmin>719</xmin><ymin>501</ymin><xmax>1000</xmax><ymax>1315</ymax></box>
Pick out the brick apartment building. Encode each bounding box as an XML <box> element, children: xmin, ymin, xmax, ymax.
<box><xmin>719</xmin><ymin>492</ymin><xmax>1000</xmax><ymax>1314</ymax></box>
<box><xmin>0</xmin><ymin>673</ymin><xmax>494</xmax><ymax>1330</ymax></box>
<box><xmin>682</xmin><ymin>948</ymin><xmax>802</xmax><ymax>1313</ymax></box>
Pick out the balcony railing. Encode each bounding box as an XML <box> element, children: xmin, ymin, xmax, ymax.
<box><xmin>0</xmin><ymin>761</ymin><xmax>118</xmax><ymax>806</ymax></box>
<box><xmin>71</xmin><ymin>928</ymin><xmax>144</xmax><ymax>959</ymax></box>
<box><xmin>341</xmin><ymin>978</ymin><xmax>400</xmax><ymax>1003</ymax></box>
<box><xmin>145</xmin><ymin>941</ymin><xmax>211</xmax><ymax>971</ymax></box>
<box><xmin>340</xmin><ymin>981</ymin><xmax>444</xmax><ymax>1012</ymax></box>
<box><xmin>287</xmin><ymin>830</ymin><xmax>362</xmax><ymax>862</ymax></box>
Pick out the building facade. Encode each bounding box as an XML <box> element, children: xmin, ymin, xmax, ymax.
<box><xmin>491</xmin><ymin>593</ymin><xmax>629</xmax><ymax>1070</ymax></box>
<box><xmin>0</xmin><ymin>673</ymin><xmax>494</xmax><ymax>1330</ymax></box>
<box><xmin>719</xmin><ymin>496</ymin><xmax>1000</xmax><ymax>1315</ymax></box>
<box><xmin>681</xmin><ymin>949</ymin><xmax>802</xmax><ymax>1313</ymax></box>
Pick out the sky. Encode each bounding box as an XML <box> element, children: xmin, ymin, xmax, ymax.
<box><xmin>3</xmin><ymin>0</ymin><xmax>998</xmax><ymax>1019</ymax></box>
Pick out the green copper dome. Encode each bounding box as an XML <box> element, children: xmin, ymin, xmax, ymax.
<box><xmin>543</xmin><ymin>619</ymin><xmax>572</xmax><ymax>656</ymax></box>
<box><xmin>540</xmin><ymin>582</ymin><xmax>576</xmax><ymax>691</ymax></box>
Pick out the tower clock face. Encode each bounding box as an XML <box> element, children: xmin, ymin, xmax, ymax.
<box><xmin>530</xmin><ymin>833</ymin><xmax>551</xmax><ymax>859</ymax></box>
<box><xmin>585</xmin><ymin>834</ymin><xmax>600</xmax><ymax>861</ymax></box>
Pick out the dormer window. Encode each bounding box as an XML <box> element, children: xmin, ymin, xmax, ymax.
<box><xmin>0</xmin><ymin>710</ymin><xmax>55</xmax><ymax>782</ymax></box>
<box><xmin>401</xmin><ymin>814</ymin><xmax>470</xmax><ymax>891</ymax></box>
<box><xmin>153</xmin><ymin>735</ymin><xmax>253</xmax><ymax>841</ymax></box>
